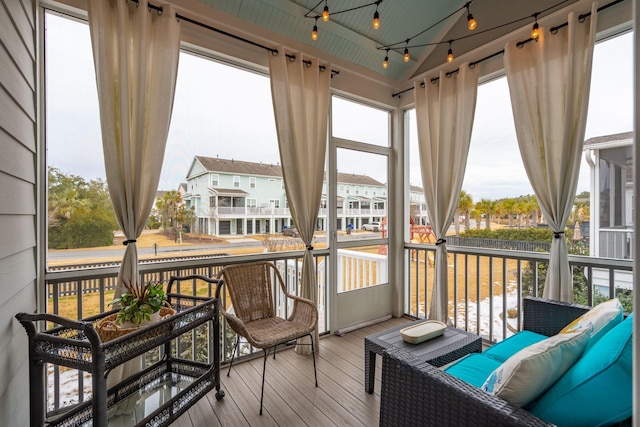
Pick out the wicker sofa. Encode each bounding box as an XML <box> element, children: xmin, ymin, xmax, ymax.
<box><xmin>379</xmin><ymin>297</ymin><xmax>632</xmax><ymax>427</ymax></box>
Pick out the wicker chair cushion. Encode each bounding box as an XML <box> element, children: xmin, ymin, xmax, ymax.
<box><xmin>444</xmin><ymin>353</ymin><xmax>502</xmax><ymax>388</ymax></box>
<box><xmin>482</xmin><ymin>329</ymin><xmax>589</xmax><ymax>407</ymax></box>
<box><xmin>530</xmin><ymin>313</ymin><xmax>633</xmax><ymax>426</ymax></box>
<box><xmin>483</xmin><ymin>330</ymin><xmax>547</xmax><ymax>363</ymax></box>
<box><xmin>559</xmin><ymin>298</ymin><xmax>623</xmax><ymax>351</ymax></box>
<box><xmin>244</xmin><ymin>316</ymin><xmax>315</xmax><ymax>348</ymax></box>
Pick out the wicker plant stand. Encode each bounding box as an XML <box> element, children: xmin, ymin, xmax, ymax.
<box><xmin>16</xmin><ymin>291</ymin><xmax>223</xmax><ymax>427</ymax></box>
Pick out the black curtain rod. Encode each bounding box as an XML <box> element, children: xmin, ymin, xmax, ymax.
<box><xmin>139</xmin><ymin>0</ymin><xmax>339</xmax><ymax>77</ymax></box>
<box><xmin>391</xmin><ymin>0</ymin><xmax>624</xmax><ymax>98</ymax></box>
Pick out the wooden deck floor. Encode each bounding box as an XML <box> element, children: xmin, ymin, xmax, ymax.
<box><xmin>173</xmin><ymin>317</ymin><xmax>411</xmax><ymax>427</ymax></box>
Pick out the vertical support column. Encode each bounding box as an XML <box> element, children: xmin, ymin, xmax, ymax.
<box><xmin>632</xmin><ymin>0</ymin><xmax>639</xmax><ymax>421</ymax></box>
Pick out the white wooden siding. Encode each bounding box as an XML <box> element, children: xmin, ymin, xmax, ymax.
<box><xmin>0</xmin><ymin>0</ymin><xmax>37</xmax><ymax>426</ymax></box>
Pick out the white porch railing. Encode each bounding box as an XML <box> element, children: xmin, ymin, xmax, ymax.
<box><xmin>216</xmin><ymin>207</ymin><xmax>294</xmax><ymax>216</ymax></box>
<box><xmin>404</xmin><ymin>243</ymin><xmax>633</xmax><ymax>344</ymax></box>
<box><xmin>43</xmin><ymin>251</ymin><xmax>329</xmax><ymax>414</ymax></box>
<box><xmin>336</xmin><ymin>248</ymin><xmax>387</xmax><ymax>292</ymax></box>
<box><xmin>274</xmin><ymin>258</ymin><xmax>327</xmax><ymax>329</ymax></box>
<box><xmin>217</xmin><ymin>206</ymin><xmax>247</xmax><ymax>215</ymax></box>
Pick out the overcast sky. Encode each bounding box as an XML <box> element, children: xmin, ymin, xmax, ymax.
<box><xmin>46</xmin><ymin>13</ymin><xmax>633</xmax><ymax>202</ymax></box>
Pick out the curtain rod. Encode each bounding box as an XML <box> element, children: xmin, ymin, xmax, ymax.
<box><xmin>138</xmin><ymin>0</ymin><xmax>339</xmax><ymax>77</ymax></box>
<box><xmin>391</xmin><ymin>0</ymin><xmax>625</xmax><ymax>98</ymax></box>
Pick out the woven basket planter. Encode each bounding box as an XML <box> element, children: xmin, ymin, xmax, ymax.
<box><xmin>95</xmin><ymin>305</ymin><xmax>176</xmax><ymax>343</ymax></box>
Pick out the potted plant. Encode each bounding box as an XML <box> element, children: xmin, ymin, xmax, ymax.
<box><xmin>96</xmin><ymin>279</ymin><xmax>175</xmax><ymax>342</ymax></box>
<box><xmin>111</xmin><ymin>279</ymin><xmax>168</xmax><ymax>327</ymax></box>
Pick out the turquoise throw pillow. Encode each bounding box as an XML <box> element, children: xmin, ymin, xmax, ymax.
<box><xmin>483</xmin><ymin>330</ymin><xmax>547</xmax><ymax>363</ymax></box>
<box><xmin>444</xmin><ymin>353</ymin><xmax>502</xmax><ymax>388</ymax></box>
<box><xmin>529</xmin><ymin>313</ymin><xmax>633</xmax><ymax>426</ymax></box>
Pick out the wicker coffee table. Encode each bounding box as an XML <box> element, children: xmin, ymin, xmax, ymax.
<box><xmin>365</xmin><ymin>319</ymin><xmax>482</xmax><ymax>393</ymax></box>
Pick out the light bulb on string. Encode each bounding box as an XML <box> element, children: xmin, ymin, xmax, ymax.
<box><xmin>531</xmin><ymin>13</ymin><xmax>540</xmax><ymax>40</ymax></box>
<box><xmin>447</xmin><ymin>42</ymin><xmax>454</xmax><ymax>63</ymax></box>
<box><xmin>312</xmin><ymin>23</ymin><xmax>318</xmax><ymax>40</ymax></box>
<box><xmin>373</xmin><ymin>10</ymin><xmax>380</xmax><ymax>29</ymax></box>
<box><xmin>466</xmin><ymin>4</ymin><xmax>476</xmax><ymax>30</ymax></box>
<box><xmin>467</xmin><ymin>13</ymin><xmax>477</xmax><ymax>30</ymax></box>
<box><xmin>382</xmin><ymin>49</ymin><xmax>389</xmax><ymax>68</ymax></box>
<box><xmin>404</xmin><ymin>47</ymin><xmax>410</xmax><ymax>62</ymax></box>
<box><xmin>322</xmin><ymin>4</ymin><xmax>329</xmax><ymax>22</ymax></box>
<box><xmin>531</xmin><ymin>23</ymin><xmax>540</xmax><ymax>40</ymax></box>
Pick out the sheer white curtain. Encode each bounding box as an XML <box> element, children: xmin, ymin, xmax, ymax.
<box><xmin>415</xmin><ymin>65</ymin><xmax>479</xmax><ymax>322</ymax></box>
<box><xmin>88</xmin><ymin>0</ymin><xmax>180</xmax><ymax>295</ymax></box>
<box><xmin>504</xmin><ymin>3</ymin><xmax>597</xmax><ymax>303</ymax></box>
<box><xmin>269</xmin><ymin>50</ymin><xmax>330</xmax><ymax>355</ymax></box>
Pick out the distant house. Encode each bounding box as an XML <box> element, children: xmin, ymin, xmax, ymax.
<box><xmin>409</xmin><ymin>184</ymin><xmax>429</xmax><ymax>226</ymax></box>
<box><xmin>177</xmin><ymin>183</ymin><xmax>188</xmax><ymax>201</ymax></box>
<box><xmin>583</xmin><ymin>131</ymin><xmax>634</xmax><ymax>293</ymax></box>
<box><xmin>183</xmin><ymin>155</ymin><xmax>427</xmax><ymax>235</ymax></box>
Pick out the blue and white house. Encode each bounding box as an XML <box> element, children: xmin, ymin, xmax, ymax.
<box><xmin>184</xmin><ymin>155</ymin><xmax>428</xmax><ymax>235</ymax></box>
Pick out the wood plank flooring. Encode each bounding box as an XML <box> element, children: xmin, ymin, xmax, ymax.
<box><xmin>175</xmin><ymin>317</ymin><xmax>411</xmax><ymax>427</ymax></box>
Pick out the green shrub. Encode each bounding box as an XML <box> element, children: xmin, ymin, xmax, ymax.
<box><xmin>462</xmin><ymin>228</ymin><xmax>555</xmax><ymax>242</ymax></box>
<box><xmin>48</xmin><ymin>210</ymin><xmax>115</xmax><ymax>249</ymax></box>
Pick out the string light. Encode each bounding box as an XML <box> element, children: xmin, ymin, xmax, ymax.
<box><xmin>383</xmin><ymin>49</ymin><xmax>389</xmax><ymax>68</ymax></box>
<box><xmin>322</xmin><ymin>2</ymin><xmax>329</xmax><ymax>22</ymax></box>
<box><xmin>373</xmin><ymin>9</ymin><xmax>380</xmax><ymax>29</ymax></box>
<box><xmin>466</xmin><ymin>3</ymin><xmax>477</xmax><ymax>30</ymax></box>
<box><xmin>377</xmin><ymin>0</ymin><xmax>576</xmax><ymax>69</ymax></box>
<box><xmin>306</xmin><ymin>1</ymin><xmax>384</xmax><ymax>44</ymax></box>
<box><xmin>531</xmin><ymin>13</ymin><xmax>540</xmax><ymax>40</ymax></box>
<box><xmin>312</xmin><ymin>18</ymin><xmax>318</xmax><ymax>40</ymax></box>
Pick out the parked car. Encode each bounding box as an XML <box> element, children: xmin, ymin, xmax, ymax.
<box><xmin>282</xmin><ymin>226</ymin><xmax>299</xmax><ymax>237</ymax></box>
<box><xmin>362</xmin><ymin>222</ymin><xmax>381</xmax><ymax>232</ymax></box>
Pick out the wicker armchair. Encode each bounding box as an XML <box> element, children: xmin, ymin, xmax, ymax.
<box><xmin>379</xmin><ymin>297</ymin><xmax>594</xmax><ymax>427</ymax></box>
<box><xmin>216</xmin><ymin>261</ymin><xmax>318</xmax><ymax>414</ymax></box>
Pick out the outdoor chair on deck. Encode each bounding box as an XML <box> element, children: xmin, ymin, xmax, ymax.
<box><xmin>216</xmin><ymin>261</ymin><xmax>318</xmax><ymax>414</ymax></box>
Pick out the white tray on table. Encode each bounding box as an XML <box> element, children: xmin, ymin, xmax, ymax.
<box><xmin>400</xmin><ymin>320</ymin><xmax>446</xmax><ymax>344</ymax></box>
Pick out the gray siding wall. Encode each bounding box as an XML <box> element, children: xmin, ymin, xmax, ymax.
<box><xmin>0</xmin><ymin>0</ymin><xmax>37</xmax><ymax>426</ymax></box>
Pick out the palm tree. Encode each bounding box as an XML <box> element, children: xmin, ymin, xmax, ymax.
<box><xmin>525</xmin><ymin>195</ymin><xmax>540</xmax><ymax>227</ymax></box>
<box><xmin>501</xmin><ymin>198</ymin><xmax>517</xmax><ymax>228</ymax></box>
<box><xmin>155</xmin><ymin>197</ymin><xmax>168</xmax><ymax>230</ymax></box>
<box><xmin>476</xmin><ymin>198</ymin><xmax>495</xmax><ymax>230</ymax></box>
<box><xmin>457</xmin><ymin>190</ymin><xmax>473</xmax><ymax>234</ymax></box>
<box><xmin>515</xmin><ymin>198</ymin><xmax>528</xmax><ymax>228</ymax></box>
<box><xmin>163</xmin><ymin>190</ymin><xmax>183</xmax><ymax>238</ymax></box>
<box><xmin>471</xmin><ymin>207</ymin><xmax>483</xmax><ymax>230</ymax></box>
<box><xmin>48</xmin><ymin>168</ymin><xmax>89</xmax><ymax>226</ymax></box>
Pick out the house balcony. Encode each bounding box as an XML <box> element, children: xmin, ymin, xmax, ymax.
<box><xmin>42</xmin><ymin>243</ymin><xmax>631</xmax><ymax>422</ymax></box>
<box><xmin>211</xmin><ymin>207</ymin><xmax>390</xmax><ymax>219</ymax></box>
<box><xmin>216</xmin><ymin>207</ymin><xmax>292</xmax><ymax>216</ymax></box>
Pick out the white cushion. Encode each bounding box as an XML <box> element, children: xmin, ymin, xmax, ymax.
<box><xmin>559</xmin><ymin>298</ymin><xmax>623</xmax><ymax>349</ymax></box>
<box><xmin>481</xmin><ymin>329</ymin><xmax>589</xmax><ymax>407</ymax></box>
